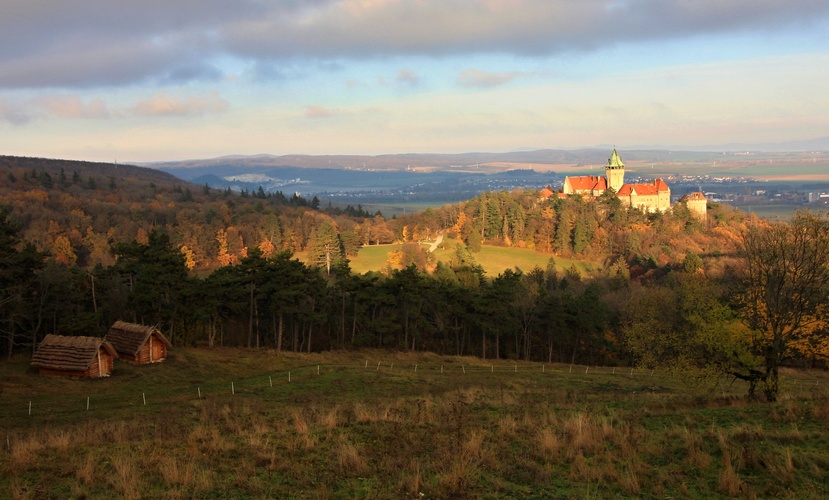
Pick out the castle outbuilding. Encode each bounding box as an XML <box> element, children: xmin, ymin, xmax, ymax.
<box><xmin>682</xmin><ymin>191</ymin><xmax>709</xmax><ymax>221</ymax></box>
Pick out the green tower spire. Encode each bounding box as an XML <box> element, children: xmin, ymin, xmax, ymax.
<box><xmin>607</xmin><ymin>148</ymin><xmax>625</xmax><ymax>169</ymax></box>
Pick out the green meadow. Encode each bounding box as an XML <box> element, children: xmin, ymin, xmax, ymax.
<box><xmin>2</xmin><ymin>349</ymin><xmax>828</xmax><ymax>498</ymax></box>
<box><xmin>349</xmin><ymin>241</ymin><xmax>595</xmax><ymax>277</ymax></box>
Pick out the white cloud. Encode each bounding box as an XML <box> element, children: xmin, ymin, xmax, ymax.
<box><xmin>304</xmin><ymin>105</ymin><xmax>337</xmax><ymax>119</ymax></box>
<box><xmin>131</xmin><ymin>92</ymin><xmax>229</xmax><ymax>117</ymax></box>
<box><xmin>36</xmin><ymin>95</ymin><xmax>111</xmax><ymax>119</ymax></box>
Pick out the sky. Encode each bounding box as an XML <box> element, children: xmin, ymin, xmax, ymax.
<box><xmin>2</xmin><ymin>0</ymin><xmax>829</xmax><ymax>163</ymax></box>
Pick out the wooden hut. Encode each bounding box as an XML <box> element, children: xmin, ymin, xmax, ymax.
<box><xmin>106</xmin><ymin>321</ymin><xmax>172</xmax><ymax>364</ymax></box>
<box><xmin>31</xmin><ymin>334</ymin><xmax>118</xmax><ymax>378</ymax></box>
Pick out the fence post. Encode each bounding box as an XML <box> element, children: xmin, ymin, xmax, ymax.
<box><xmin>232</xmin><ymin>382</ymin><xmax>235</xmax><ymax>395</ymax></box>
<box><xmin>269</xmin><ymin>376</ymin><xmax>272</xmax><ymax>387</ymax></box>
<box><xmin>585</xmin><ymin>366</ymin><xmax>589</xmax><ymax>374</ymax></box>
<box><xmin>198</xmin><ymin>387</ymin><xmax>201</xmax><ymax>399</ymax></box>
<box><xmin>289</xmin><ymin>372</ymin><xmax>291</xmax><ymax>382</ymax></box>
<box><xmin>86</xmin><ymin>397</ymin><xmax>90</xmax><ymax>411</ymax></box>
<box><xmin>415</xmin><ymin>364</ymin><xmax>418</xmax><ymax>372</ymax></box>
<box><xmin>29</xmin><ymin>401</ymin><xmax>31</xmax><ymax>416</ymax></box>
<box><xmin>317</xmin><ymin>365</ymin><xmax>320</xmax><ymax>375</ymax></box>
<box><xmin>142</xmin><ymin>393</ymin><xmax>146</xmax><ymax>406</ymax></box>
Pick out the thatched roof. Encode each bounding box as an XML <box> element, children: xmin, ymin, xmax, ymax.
<box><xmin>106</xmin><ymin>321</ymin><xmax>172</xmax><ymax>356</ymax></box>
<box><xmin>31</xmin><ymin>335</ymin><xmax>118</xmax><ymax>371</ymax></box>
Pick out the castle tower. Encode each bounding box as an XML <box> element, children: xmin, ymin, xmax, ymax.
<box><xmin>605</xmin><ymin>148</ymin><xmax>625</xmax><ymax>192</ymax></box>
<box><xmin>684</xmin><ymin>192</ymin><xmax>708</xmax><ymax>221</ymax></box>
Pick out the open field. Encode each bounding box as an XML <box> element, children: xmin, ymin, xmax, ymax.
<box><xmin>731</xmin><ymin>203</ymin><xmax>805</xmax><ymax>221</ymax></box>
<box><xmin>2</xmin><ymin>349</ymin><xmax>828</xmax><ymax>498</ymax></box>
<box><xmin>348</xmin><ymin>242</ymin><xmax>595</xmax><ymax>276</ymax></box>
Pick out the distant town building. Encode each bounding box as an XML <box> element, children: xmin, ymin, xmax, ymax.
<box><xmin>560</xmin><ymin>149</ymin><xmax>671</xmax><ymax>212</ymax></box>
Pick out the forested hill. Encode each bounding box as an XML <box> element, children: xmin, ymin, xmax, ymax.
<box><xmin>0</xmin><ymin>153</ymin><xmax>746</xmax><ymax>277</ymax></box>
<box><xmin>0</xmin><ymin>155</ymin><xmax>380</xmax><ymax>271</ymax></box>
<box><xmin>1</xmin><ymin>155</ymin><xmax>181</xmax><ymax>187</ymax></box>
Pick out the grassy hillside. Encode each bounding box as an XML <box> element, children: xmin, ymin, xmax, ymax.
<box><xmin>349</xmin><ymin>241</ymin><xmax>596</xmax><ymax>276</ymax></box>
<box><xmin>2</xmin><ymin>349</ymin><xmax>827</xmax><ymax>498</ymax></box>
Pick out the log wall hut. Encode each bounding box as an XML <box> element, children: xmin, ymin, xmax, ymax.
<box><xmin>30</xmin><ymin>334</ymin><xmax>118</xmax><ymax>378</ymax></box>
<box><xmin>106</xmin><ymin>321</ymin><xmax>172</xmax><ymax>364</ymax></box>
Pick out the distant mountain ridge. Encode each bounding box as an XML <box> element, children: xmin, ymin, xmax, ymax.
<box><xmin>148</xmin><ymin>149</ymin><xmax>591</xmax><ymax>172</ymax></box>
<box><xmin>146</xmin><ymin>137</ymin><xmax>829</xmax><ymax>173</ymax></box>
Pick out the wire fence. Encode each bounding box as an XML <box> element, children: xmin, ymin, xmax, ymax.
<box><xmin>1</xmin><ymin>359</ymin><xmax>824</xmax><ymax>425</ymax></box>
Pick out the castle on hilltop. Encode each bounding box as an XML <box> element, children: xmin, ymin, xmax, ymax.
<box><xmin>542</xmin><ymin>149</ymin><xmax>708</xmax><ymax>219</ymax></box>
<box><xmin>560</xmin><ymin>149</ymin><xmax>671</xmax><ymax>212</ymax></box>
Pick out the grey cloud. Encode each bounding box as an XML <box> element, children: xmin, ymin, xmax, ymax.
<box><xmin>2</xmin><ymin>1</ymin><xmax>828</xmax><ymax>89</ymax></box>
<box><xmin>0</xmin><ymin>0</ymin><xmax>260</xmax><ymax>89</ymax></box>
<box><xmin>222</xmin><ymin>0</ymin><xmax>829</xmax><ymax>59</ymax></box>
<box><xmin>160</xmin><ymin>64</ymin><xmax>224</xmax><ymax>85</ymax></box>
<box><xmin>0</xmin><ymin>39</ymin><xmax>198</xmax><ymax>88</ymax></box>
<box><xmin>396</xmin><ymin>69</ymin><xmax>420</xmax><ymax>86</ymax></box>
<box><xmin>457</xmin><ymin>69</ymin><xmax>521</xmax><ymax>89</ymax></box>
<box><xmin>0</xmin><ymin>98</ymin><xmax>34</xmax><ymax>125</ymax></box>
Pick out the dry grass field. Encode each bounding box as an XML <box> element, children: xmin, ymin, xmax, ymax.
<box><xmin>1</xmin><ymin>348</ymin><xmax>828</xmax><ymax>498</ymax></box>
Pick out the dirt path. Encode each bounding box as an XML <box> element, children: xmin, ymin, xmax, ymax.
<box><xmin>427</xmin><ymin>232</ymin><xmax>444</xmax><ymax>253</ymax></box>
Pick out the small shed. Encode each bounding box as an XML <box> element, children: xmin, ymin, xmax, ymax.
<box><xmin>31</xmin><ymin>334</ymin><xmax>118</xmax><ymax>378</ymax></box>
<box><xmin>106</xmin><ymin>321</ymin><xmax>172</xmax><ymax>364</ymax></box>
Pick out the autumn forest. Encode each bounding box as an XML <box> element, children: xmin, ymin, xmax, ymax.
<box><xmin>1</xmin><ymin>155</ymin><xmax>827</xmax><ymax>401</ymax></box>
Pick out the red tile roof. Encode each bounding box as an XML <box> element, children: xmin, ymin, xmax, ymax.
<box><xmin>566</xmin><ymin>175</ymin><xmax>606</xmax><ymax>192</ymax></box>
<box><xmin>539</xmin><ymin>187</ymin><xmax>554</xmax><ymax>198</ymax></box>
<box><xmin>617</xmin><ymin>178</ymin><xmax>669</xmax><ymax>196</ymax></box>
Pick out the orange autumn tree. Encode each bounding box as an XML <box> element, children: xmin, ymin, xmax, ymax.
<box><xmin>738</xmin><ymin>211</ymin><xmax>829</xmax><ymax>401</ymax></box>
